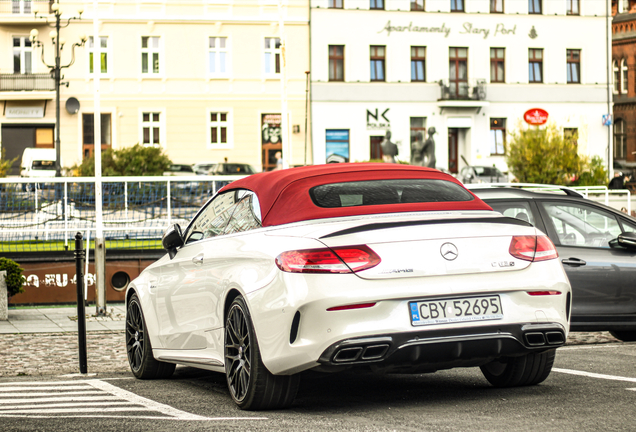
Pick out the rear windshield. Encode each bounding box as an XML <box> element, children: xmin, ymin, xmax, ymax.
<box><xmin>309</xmin><ymin>179</ymin><xmax>474</xmax><ymax>208</ymax></box>
<box><xmin>32</xmin><ymin>160</ymin><xmax>55</xmax><ymax>170</ymax></box>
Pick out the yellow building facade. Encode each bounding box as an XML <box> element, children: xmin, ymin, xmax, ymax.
<box><xmin>0</xmin><ymin>0</ymin><xmax>310</xmax><ymax>174</ymax></box>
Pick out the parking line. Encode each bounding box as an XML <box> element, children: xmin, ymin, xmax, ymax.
<box><xmin>553</xmin><ymin>368</ymin><xmax>636</xmax><ymax>383</ymax></box>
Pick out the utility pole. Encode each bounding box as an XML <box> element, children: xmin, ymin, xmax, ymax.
<box><xmin>278</xmin><ymin>0</ymin><xmax>290</xmax><ymax>169</ymax></box>
<box><xmin>93</xmin><ymin>0</ymin><xmax>106</xmax><ymax>316</ymax></box>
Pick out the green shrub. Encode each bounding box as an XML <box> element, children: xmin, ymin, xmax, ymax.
<box><xmin>0</xmin><ymin>257</ymin><xmax>26</xmax><ymax>297</ymax></box>
<box><xmin>0</xmin><ymin>149</ymin><xmax>19</xmax><ymax>178</ymax></box>
<box><xmin>70</xmin><ymin>144</ymin><xmax>172</xmax><ymax>176</ymax></box>
<box><xmin>506</xmin><ymin>122</ymin><xmax>583</xmax><ymax>185</ymax></box>
<box><xmin>573</xmin><ymin>156</ymin><xmax>608</xmax><ymax>186</ymax></box>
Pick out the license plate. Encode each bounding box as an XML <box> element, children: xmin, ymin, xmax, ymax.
<box><xmin>409</xmin><ymin>295</ymin><xmax>504</xmax><ymax>326</ymax></box>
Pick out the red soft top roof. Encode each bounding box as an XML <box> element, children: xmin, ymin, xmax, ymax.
<box><xmin>218</xmin><ymin>163</ymin><xmax>492</xmax><ymax>227</ymax></box>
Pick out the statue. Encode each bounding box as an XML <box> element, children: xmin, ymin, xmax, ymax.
<box><xmin>381</xmin><ymin>130</ymin><xmax>398</xmax><ymax>163</ymax></box>
<box><xmin>422</xmin><ymin>127</ymin><xmax>436</xmax><ymax>168</ymax></box>
<box><xmin>410</xmin><ymin>131</ymin><xmax>425</xmax><ymax>166</ymax></box>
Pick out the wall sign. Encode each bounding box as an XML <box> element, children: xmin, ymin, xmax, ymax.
<box><xmin>261</xmin><ymin>113</ymin><xmax>282</xmax><ymax>145</ymax></box>
<box><xmin>6</xmin><ymin>106</ymin><xmax>44</xmax><ymax>119</ymax></box>
<box><xmin>326</xmin><ymin>129</ymin><xmax>350</xmax><ymax>163</ymax></box>
<box><xmin>379</xmin><ymin>20</ymin><xmax>518</xmax><ymax>39</ymax></box>
<box><xmin>366</xmin><ymin>108</ymin><xmax>390</xmax><ymax>130</ymax></box>
<box><xmin>524</xmin><ymin>108</ymin><xmax>549</xmax><ymax>126</ymax></box>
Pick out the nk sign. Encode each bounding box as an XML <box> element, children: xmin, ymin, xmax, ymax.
<box><xmin>524</xmin><ymin>108</ymin><xmax>548</xmax><ymax>126</ymax></box>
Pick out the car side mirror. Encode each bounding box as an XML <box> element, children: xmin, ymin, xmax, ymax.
<box><xmin>162</xmin><ymin>224</ymin><xmax>184</xmax><ymax>259</ymax></box>
<box><xmin>610</xmin><ymin>231</ymin><xmax>636</xmax><ymax>251</ymax></box>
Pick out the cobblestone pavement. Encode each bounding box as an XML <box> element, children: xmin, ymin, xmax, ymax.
<box><xmin>0</xmin><ymin>330</ymin><xmax>622</xmax><ymax>378</ymax></box>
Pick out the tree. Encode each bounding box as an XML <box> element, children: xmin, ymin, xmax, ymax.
<box><xmin>70</xmin><ymin>144</ymin><xmax>172</xmax><ymax>176</ymax></box>
<box><xmin>573</xmin><ymin>156</ymin><xmax>608</xmax><ymax>186</ymax></box>
<box><xmin>506</xmin><ymin>123</ymin><xmax>583</xmax><ymax>185</ymax></box>
<box><xmin>0</xmin><ymin>257</ymin><xmax>26</xmax><ymax>298</ymax></box>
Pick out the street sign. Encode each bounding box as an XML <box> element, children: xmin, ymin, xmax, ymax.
<box><xmin>602</xmin><ymin>114</ymin><xmax>612</xmax><ymax>126</ymax></box>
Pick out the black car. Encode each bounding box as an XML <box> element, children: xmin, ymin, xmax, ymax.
<box><xmin>471</xmin><ymin>186</ymin><xmax>636</xmax><ymax>341</ymax></box>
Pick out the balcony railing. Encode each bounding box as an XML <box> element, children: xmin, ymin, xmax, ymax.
<box><xmin>0</xmin><ymin>0</ymin><xmax>52</xmax><ymax>15</ymax></box>
<box><xmin>438</xmin><ymin>79</ymin><xmax>487</xmax><ymax>101</ymax></box>
<box><xmin>0</xmin><ymin>73</ymin><xmax>55</xmax><ymax>91</ymax></box>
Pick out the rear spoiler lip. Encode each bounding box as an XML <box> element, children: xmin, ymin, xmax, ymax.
<box><xmin>319</xmin><ymin>216</ymin><xmax>532</xmax><ymax>239</ymax></box>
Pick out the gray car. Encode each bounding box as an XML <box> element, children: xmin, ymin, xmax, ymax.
<box><xmin>460</xmin><ymin>166</ymin><xmax>507</xmax><ymax>184</ymax></box>
<box><xmin>471</xmin><ymin>186</ymin><xmax>636</xmax><ymax>342</ymax></box>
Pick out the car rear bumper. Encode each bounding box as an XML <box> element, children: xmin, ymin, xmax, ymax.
<box><xmin>317</xmin><ymin>322</ymin><xmax>566</xmax><ymax>373</ymax></box>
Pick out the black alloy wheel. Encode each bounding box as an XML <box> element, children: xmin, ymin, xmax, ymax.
<box><xmin>224</xmin><ymin>295</ymin><xmax>300</xmax><ymax>410</ymax></box>
<box><xmin>125</xmin><ymin>293</ymin><xmax>175</xmax><ymax>379</ymax></box>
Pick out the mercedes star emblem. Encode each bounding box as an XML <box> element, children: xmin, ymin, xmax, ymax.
<box><xmin>440</xmin><ymin>243</ymin><xmax>458</xmax><ymax>261</ymax></box>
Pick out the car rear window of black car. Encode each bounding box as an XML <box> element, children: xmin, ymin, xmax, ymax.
<box><xmin>309</xmin><ymin>179</ymin><xmax>474</xmax><ymax>208</ymax></box>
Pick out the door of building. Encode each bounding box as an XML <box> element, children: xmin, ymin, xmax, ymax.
<box><xmin>448</xmin><ymin>128</ymin><xmax>458</xmax><ymax>173</ymax></box>
<box><xmin>370</xmin><ymin>136</ymin><xmax>384</xmax><ymax>161</ymax></box>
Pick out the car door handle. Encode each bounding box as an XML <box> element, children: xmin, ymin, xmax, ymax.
<box><xmin>561</xmin><ymin>258</ymin><xmax>586</xmax><ymax>267</ymax></box>
<box><xmin>192</xmin><ymin>254</ymin><xmax>204</xmax><ymax>265</ymax></box>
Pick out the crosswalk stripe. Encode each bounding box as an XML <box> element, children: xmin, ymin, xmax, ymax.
<box><xmin>0</xmin><ymin>391</ymin><xmax>104</xmax><ymax>397</ymax></box>
<box><xmin>1</xmin><ymin>407</ymin><xmax>152</xmax><ymax>414</ymax></box>
<box><xmin>0</xmin><ymin>402</ymin><xmax>137</xmax><ymax>410</ymax></box>
<box><xmin>0</xmin><ymin>386</ymin><xmax>92</xmax><ymax>392</ymax></box>
<box><xmin>0</xmin><ymin>396</ymin><xmax>121</xmax><ymax>404</ymax></box>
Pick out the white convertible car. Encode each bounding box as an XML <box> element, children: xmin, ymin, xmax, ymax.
<box><xmin>125</xmin><ymin>163</ymin><xmax>571</xmax><ymax>410</ymax></box>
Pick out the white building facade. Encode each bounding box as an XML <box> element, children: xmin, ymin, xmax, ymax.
<box><xmin>310</xmin><ymin>0</ymin><xmax>611</xmax><ymax>175</ymax></box>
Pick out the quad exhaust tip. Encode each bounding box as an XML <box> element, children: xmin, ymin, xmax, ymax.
<box><xmin>524</xmin><ymin>330</ymin><xmax>565</xmax><ymax>347</ymax></box>
<box><xmin>333</xmin><ymin>344</ymin><xmax>390</xmax><ymax>363</ymax></box>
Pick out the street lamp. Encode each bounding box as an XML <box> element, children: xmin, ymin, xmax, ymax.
<box><xmin>30</xmin><ymin>2</ymin><xmax>86</xmax><ymax>178</ymax></box>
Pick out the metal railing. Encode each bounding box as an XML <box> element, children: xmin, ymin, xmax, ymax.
<box><xmin>438</xmin><ymin>78</ymin><xmax>487</xmax><ymax>101</ymax></box>
<box><xmin>467</xmin><ymin>183</ymin><xmax>632</xmax><ymax>215</ymax></box>
<box><xmin>0</xmin><ymin>175</ymin><xmax>243</xmax><ymax>252</ymax></box>
<box><xmin>0</xmin><ymin>73</ymin><xmax>55</xmax><ymax>91</ymax></box>
<box><xmin>0</xmin><ymin>0</ymin><xmax>52</xmax><ymax>15</ymax></box>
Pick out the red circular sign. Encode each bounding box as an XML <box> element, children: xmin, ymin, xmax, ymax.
<box><xmin>524</xmin><ymin>108</ymin><xmax>549</xmax><ymax>125</ymax></box>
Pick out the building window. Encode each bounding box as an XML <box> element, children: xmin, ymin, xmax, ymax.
<box><xmin>209</xmin><ymin>112</ymin><xmax>229</xmax><ymax>146</ymax></box>
<box><xmin>88</xmin><ymin>36</ymin><xmax>109</xmax><ymax>75</ymax></box>
<box><xmin>329</xmin><ymin>45</ymin><xmax>344</xmax><ymax>81</ymax></box>
<box><xmin>370</xmin><ymin>0</ymin><xmax>384</xmax><ymax>9</ymax></box>
<box><xmin>621</xmin><ymin>58</ymin><xmax>628</xmax><ymax>93</ymax></box>
<box><xmin>264</xmin><ymin>37</ymin><xmax>281</xmax><ymax>75</ymax></box>
<box><xmin>614</xmin><ymin>119</ymin><xmax>627</xmax><ymax>159</ymax></box>
<box><xmin>566</xmin><ymin>0</ymin><xmax>579</xmax><ymax>15</ymax></box>
<box><xmin>12</xmin><ymin>36</ymin><xmax>33</xmax><ymax>74</ymax></box>
<box><xmin>490</xmin><ymin>119</ymin><xmax>506</xmax><ymax>155</ymax></box>
<box><xmin>567</xmin><ymin>49</ymin><xmax>580</xmax><ymax>84</ymax></box>
<box><xmin>621</xmin><ymin>0</ymin><xmax>630</xmax><ymax>13</ymax></box>
<box><xmin>490</xmin><ymin>0</ymin><xmax>503</xmax><ymax>13</ymax></box>
<box><xmin>12</xmin><ymin>0</ymin><xmax>31</xmax><ymax>14</ymax></box>
<box><xmin>490</xmin><ymin>48</ymin><xmax>505</xmax><ymax>83</ymax></box>
<box><xmin>529</xmin><ymin>48</ymin><xmax>543</xmax><ymax>83</ymax></box>
<box><xmin>208</xmin><ymin>37</ymin><xmax>228</xmax><ymax>76</ymax></box>
<box><xmin>613</xmin><ymin>60</ymin><xmax>620</xmax><ymax>93</ymax></box>
<box><xmin>328</xmin><ymin>0</ymin><xmax>343</xmax><ymax>7</ymax></box>
<box><xmin>451</xmin><ymin>0</ymin><xmax>464</xmax><ymax>12</ymax></box>
<box><xmin>411</xmin><ymin>0</ymin><xmax>424</xmax><ymax>11</ymax></box>
<box><xmin>82</xmin><ymin>113</ymin><xmax>112</xmax><ymax>159</ymax></box>
<box><xmin>449</xmin><ymin>47</ymin><xmax>468</xmax><ymax>98</ymax></box>
<box><xmin>370</xmin><ymin>46</ymin><xmax>386</xmax><ymax>82</ymax></box>
<box><xmin>142</xmin><ymin>112</ymin><xmax>161</xmax><ymax>146</ymax></box>
<box><xmin>141</xmin><ymin>36</ymin><xmax>160</xmax><ymax>75</ymax></box>
<box><xmin>564</xmin><ymin>128</ymin><xmax>578</xmax><ymax>147</ymax></box>
<box><xmin>529</xmin><ymin>0</ymin><xmax>542</xmax><ymax>14</ymax></box>
<box><xmin>411</xmin><ymin>46</ymin><xmax>426</xmax><ymax>82</ymax></box>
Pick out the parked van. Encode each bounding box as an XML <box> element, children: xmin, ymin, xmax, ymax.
<box><xmin>20</xmin><ymin>148</ymin><xmax>57</xmax><ymax>178</ymax></box>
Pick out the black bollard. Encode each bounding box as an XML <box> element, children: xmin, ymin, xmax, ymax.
<box><xmin>74</xmin><ymin>232</ymin><xmax>88</xmax><ymax>374</ymax></box>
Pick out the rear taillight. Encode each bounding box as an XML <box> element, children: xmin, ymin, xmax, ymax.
<box><xmin>275</xmin><ymin>245</ymin><xmax>381</xmax><ymax>274</ymax></box>
<box><xmin>509</xmin><ymin>235</ymin><xmax>558</xmax><ymax>262</ymax></box>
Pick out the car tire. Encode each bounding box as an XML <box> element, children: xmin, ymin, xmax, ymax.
<box><xmin>480</xmin><ymin>349</ymin><xmax>556</xmax><ymax>387</ymax></box>
<box><xmin>609</xmin><ymin>330</ymin><xmax>636</xmax><ymax>342</ymax></box>
<box><xmin>225</xmin><ymin>295</ymin><xmax>300</xmax><ymax>410</ymax></box>
<box><xmin>126</xmin><ymin>293</ymin><xmax>176</xmax><ymax>379</ymax></box>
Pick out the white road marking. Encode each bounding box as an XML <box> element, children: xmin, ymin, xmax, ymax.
<box><xmin>553</xmin><ymin>368</ymin><xmax>636</xmax><ymax>383</ymax></box>
<box><xmin>0</xmin><ymin>379</ymin><xmax>266</xmax><ymax>421</ymax></box>
<box><xmin>560</xmin><ymin>345</ymin><xmax>623</xmax><ymax>351</ymax></box>
<box><xmin>628</xmin><ymin>388</ymin><xmax>636</xmax><ymax>392</ymax></box>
